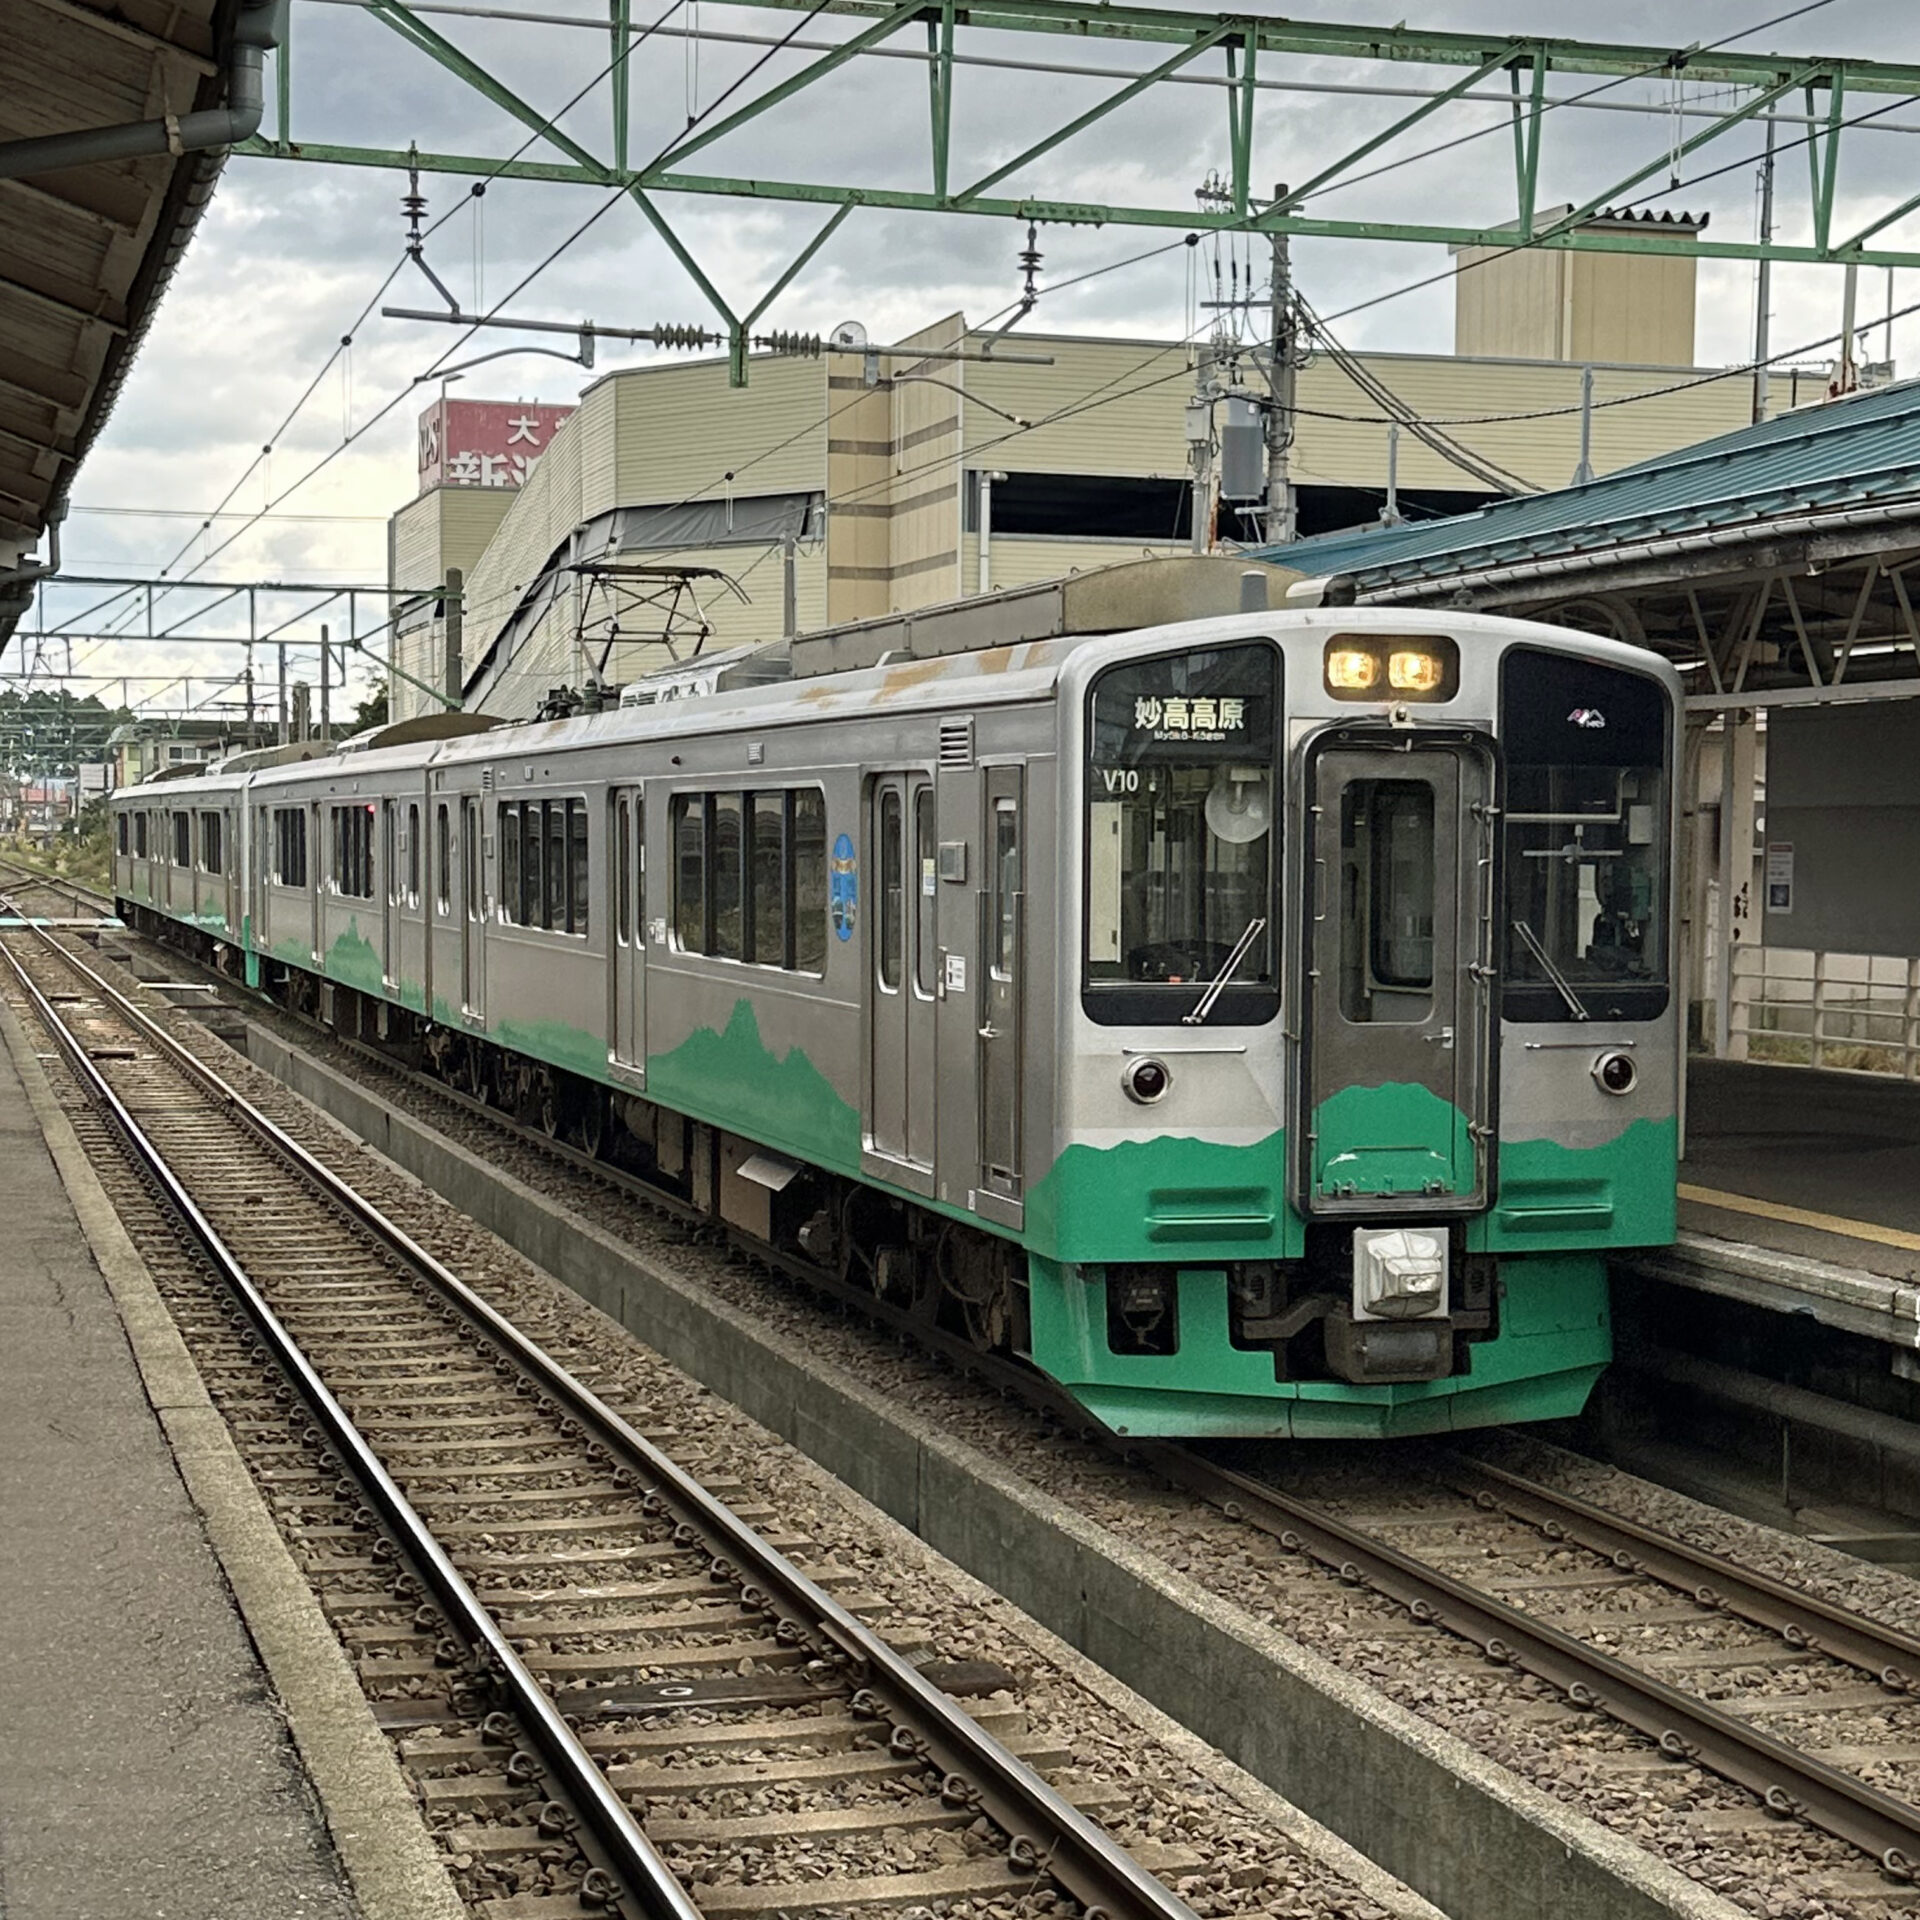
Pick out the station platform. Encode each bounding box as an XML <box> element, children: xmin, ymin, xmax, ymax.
<box><xmin>0</xmin><ymin>1010</ymin><xmax>363</xmax><ymax>1918</ymax></box>
<box><xmin>1629</xmin><ymin>1057</ymin><xmax>1920</xmax><ymax>1353</ymax></box>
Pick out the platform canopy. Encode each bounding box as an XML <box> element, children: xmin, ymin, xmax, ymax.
<box><xmin>0</xmin><ymin>0</ymin><xmax>241</xmax><ymax>646</ymax></box>
<box><xmin>1256</xmin><ymin>381</ymin><xmax>1920</xmax><ymax>710</ymax></box>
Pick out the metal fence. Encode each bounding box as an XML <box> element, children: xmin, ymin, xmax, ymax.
<box><xmin>1728</xmin><ymin>945</ymin><xmax>1920</xmax><ymax>1076</ymax></box>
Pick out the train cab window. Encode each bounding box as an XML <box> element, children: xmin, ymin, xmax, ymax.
<box><xmin>199</xmin><ymin>811</ymin><xmax>224</xmax><ymax>874</ymax></box>
<box><xmin>1337</xmin><ymin>780</ymin><xmax>1434</xmax><ymax>1025</ymax></box>
<box><xmin>1082</xmin><ymin>640</ymin><xmax>1280</xmax><ymax>1026</ymax></box>
<box><xmin>436</xmin><ymin>805</ymin><xmax>451</xmax><ymax>913</ymax></box>
<box><xmin>173</xmin><ymin>811</ymin><xmax>191</xmax><ymax>867</ymax></box>
<box><xmin>134</xmin><ymin>811</ymin><xmax>149</xmax><ymax>858</ymax></box>
<box><xmin>116</xmin><ymin>813</ymin><xmax>129</xmax><ymax>855</ymax></box>
<box><xmin>273</xmin><ymin>808</ymin><xmax>308</xmax><ymax>887</ymax></box>
<box><xmin>1499</xmin><ymin>648</ymin><xmax>1671</xmax><ymax>1023</ymax></box>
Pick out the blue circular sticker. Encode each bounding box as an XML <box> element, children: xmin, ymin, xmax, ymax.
<box><xmin>829</xmin><ymin>831</ymin><xmax>857</xmax><ymax>941</ymax></box>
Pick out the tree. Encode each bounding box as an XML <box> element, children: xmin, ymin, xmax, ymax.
<box><xmin>0</xmin><ymin>690</ymin><xmax>130</xmax><ymax>777</ymax></box>
<box><xmin>349</xmin><ymin>679</ymin><xmax>389</xmax><ymax>733</ymax></box>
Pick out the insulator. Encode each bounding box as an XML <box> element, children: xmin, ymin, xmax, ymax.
<box><xmin>756</xmin><ymin>331</ymin><xmax>823</xmax><ymax>357</ymax></box>
<box><xmin>650</xmin><ymin>323</ymin><xmax>716</xmax><ymax>349</ymax></box>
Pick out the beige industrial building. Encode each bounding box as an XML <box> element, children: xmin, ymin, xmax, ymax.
<box><xmin>388</xmin><ymin>219</ymin><xmax>1813</xmax><ymax>721</ymax></box>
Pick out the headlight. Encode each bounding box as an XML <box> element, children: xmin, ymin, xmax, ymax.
<box><xmin>1592</xmin><ymin>1050</ymin><xmax>1637</xmax><ymax>1095</ymax></box>
<box><xmin>1122</xmin><ymin>1056</ymin><xmax>1172</xmax><ymax>1104</ymax></box>
<box><xmin>1325</xmin><ymin>646</ymin><xmax>1380</xmax><ymax>692</ymax></box>
<box><xmin>1388</xmin><ymin>647</ymin><xmax>1446</xmax><ymax>693</ymax></box>
<box><xmin>1324</xmin><ymin>634</ymin><xmax>1458</xmax><ymax>701</ymax></box>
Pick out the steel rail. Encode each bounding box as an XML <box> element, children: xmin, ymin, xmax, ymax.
<box><xmin>0</xmin><ymin>930</ymin><xmax>705</xmax><ymax>1920</ymax></box>
<box><xmin>1134</xmin><ymin>1441</ymin><xmax>1920</xmax><ymax>1886</ymax></box>
<box><xmin>1450</xmin><ymin>1456</ymin><xmax>1920</xmax><ymax>1696</ymax></box>
<box><xmin>5</xmin><ymin>921</ymin><xmax>1201</xmax><ymax>1920</ymax></box>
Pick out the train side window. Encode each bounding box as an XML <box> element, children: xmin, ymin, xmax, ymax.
<box><xmin>615</xmin><ymin>797</ymin><xmax>631</xmax><ymax>944</ymax></box>
<box><xmin>134</xmin><ymin>812</ymin><xmax>149</xmax><ymax>858</ymax></box>
<box><xmin>116</xmin><ymin>813</ymin><xmax>129</xmax><ymax>855</ymax></box>
<box><xmin>991</xmin><ymin>797</ymin><xmax>1019</xmax><ymax>980</ymax></box>
<box><xmin>173</xmin><ymin>811</ymin><xmax>191</xmax><ymax>867</ymax></box>
<box><xmin>877</xmin><ymin>787</ymin><xmax>903</xmax><ymax>990</ymax></box>
<box><xmin>751</xmin><ymin>793</ymin><xmax>786</xmax><ymax>966</ymax></box>
<box><xmin>568</xmin><ymin>799</ymin><xmax>589</xmax><ymax>937</ymax></box>
<box><xmin>498</xmin><ymin>802</ymin><xmax>520</xmax><ymax>920</ymax></box>
<box><xmin>199</xmin><ymin>810</ymin><xmax>224</xmax><ymax>874</ymax></box>
<box><xmin>272</xmin><ymin>807</ymin><xmax>307</xmax><ymax>887</ymax></box>
<box><xmin>913</xmin><ymin>786</ymin><xmax>936</xmax><ymax>996</ymax></box>
<box><xmin>673</xmin><ymin>797</ymin><xmax>706</xmax><ymax>949</ymax></box>
<box><xmin>711</xmin><ymin>794</ymin><xmax>744</xmax><ymax>959</ymax></box>
<box><xmin>435</xmin><ymin>805</ymin><xmax>450</xmax><ymax>913</ymax></box>
<box><xmin>407</xmin><ymin>803</ymin><xmax>421</xmax><ymax>905</ymax></box>
<box><xmin>793</xmin><ymin>790</ymin><xmax>827</xmax><ymax>972</ymax></box>
<box><xmin>329</xmin><ymin>805</ymin><xmax>374</xmax><ymax>899</ymax></box>
<box><xmin>466</xmin><ymin>803</ymin><xmax>483</xmax><ymax>919</ymax></box>
<box><xmin>384</xmin><ymin>803</ymin><xmax>400</xmax><ymax>903</ymax></box>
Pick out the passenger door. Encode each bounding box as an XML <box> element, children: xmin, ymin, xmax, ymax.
<box><xmin>976</xmin><ymin>767</ymin><xmax>1024</xmax><ymax>1209</ymax></box>
<box><xmin>866</xmin><ymin>774</ymin><xmax>936</xmax><ymax>1178</ymax></box>
<box><xmin>1300</xmin><ymin>735</ymin><xmax>1494</xmax><ymax>1213</ymax></box>
<box><xmin>609</xmin><ymin>787</ymin><xmax>645</xmax><ymax>1080</ymax></box>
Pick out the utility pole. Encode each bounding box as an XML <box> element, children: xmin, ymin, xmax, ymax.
<box><xmin>320</xmin><ymin>623</ymin><xmax>331</xmax><ymax>745</ymax></box>
<box><xmin>444</xmin><ymin>567</ymin><xmax>464</xmax><ymax>709</ymax></box>
<box><xmin>1186</xmin><ymin>367</ymin><xmax>1215</xmax><ymax>555</ymax></box>
<box><xmin>1265</xmin><ymin>216</ymin><xmax>1298</xmax><ymax>547</ymax></box>
<box><xmin>1752</xmin><ymin>113</ymin><xmax>1775</xmax><ymax>424</ymax></box>
<box><xmin>277</xmin><ymin>644</ymin><xmax>288</xmax><ymax>744</ymax></box>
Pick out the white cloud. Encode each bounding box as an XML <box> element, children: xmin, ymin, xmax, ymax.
<box><xmin>32</xmin><ymin>0</ymin><xmax>1920</xmax><ymax>711</ymax></box>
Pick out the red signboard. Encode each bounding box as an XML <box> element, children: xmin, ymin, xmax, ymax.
<box><xmin>417</xmin><ymin>397</ymin><xmax>576</xmax><ymax>492</ymax></box>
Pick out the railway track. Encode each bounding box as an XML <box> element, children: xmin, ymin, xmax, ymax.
<box><xmin>43</xmin><ymin>888</ymin><xmax>1920</xmax><ymax>1907</ymax></box>
<box><xmin>0</xmin><ymin>911</ymin><xmax>1208</xmax><ymax>1920</ymax></box>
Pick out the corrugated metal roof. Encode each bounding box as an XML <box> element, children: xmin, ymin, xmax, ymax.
<box><xmin>0</xmin><ymin>0</ymin><xmax>229</xmax><ymax>639</ymax></box>
<box><xmin>1254</xmin><ymin>378</ymin><xmax>1920</xmax><ymax>590</ymax></box>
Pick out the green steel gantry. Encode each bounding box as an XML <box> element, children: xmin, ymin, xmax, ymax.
<box><xmin>245</xmin><ymin>2</ymin><xmax>1920</xmax><ymax>380</ymax></box>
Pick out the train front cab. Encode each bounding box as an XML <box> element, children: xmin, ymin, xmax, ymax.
<box><xmin>1026</xmin><ymin>617</ymin><xmax>1680</xmax><ymax>1438</ymax></box>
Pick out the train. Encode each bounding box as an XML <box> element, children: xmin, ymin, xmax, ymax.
<box><xmin>110</xmin><ymin>571</ymin><xmax>1680</xmax><ymax>1438</ymax></box>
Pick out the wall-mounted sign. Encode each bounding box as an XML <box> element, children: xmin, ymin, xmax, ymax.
<box><xmin>417</xmin><ymin>398</ymin><xmax>577</xmax><ymax>493</ymax></box>
<box><xmin>1765</xmin><ymin>840</ymin><xmax>1794</xmax><ymax>914</ymax></box>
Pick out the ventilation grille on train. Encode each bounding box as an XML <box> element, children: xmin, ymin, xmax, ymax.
<box><xmin>480</xmin><ymin>767</ymin><xmax>493</xmax><ymax>791</ymax></box>
<box><xmin>938</xmin><ymin>717</ymin><xmax>974</xmax><ymax>767</ymax></box>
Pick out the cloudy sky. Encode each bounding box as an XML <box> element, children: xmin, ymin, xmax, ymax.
<box><xmin>26</xmin><ymin>0</ymin><xmax>1920</xmax><ymax>717</ymax></box>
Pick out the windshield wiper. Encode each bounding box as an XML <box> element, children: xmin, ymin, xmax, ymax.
<box><xmin>1183</xmin><ymin>917</ymin><xmax>1268</xmax><ymax>1026</ymax></box>
<box><xmin>1511</xmin><ymin>918</ymin><xmax>1591</xmax><ymax>1021</ymax></box>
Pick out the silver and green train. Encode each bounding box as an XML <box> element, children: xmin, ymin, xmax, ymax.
<box><xmin>111</xmin><ymin>592</ymin><xmax>1678</xmax><ymax>1438</ymax></box>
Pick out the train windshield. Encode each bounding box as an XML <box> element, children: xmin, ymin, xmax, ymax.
<box><xmin>1500</xmin><ymin>647</ymin><xmax>1670</xmax><ymax>1023</ymax></box>
<box><xmin>1082</xmin><ymin>640</ymin><xmax>1280</xmax><ymax>1026</ymax></box>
